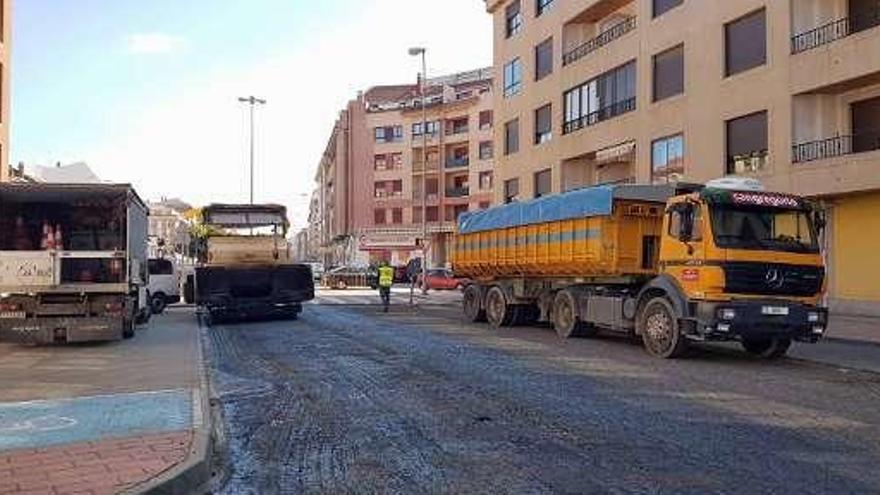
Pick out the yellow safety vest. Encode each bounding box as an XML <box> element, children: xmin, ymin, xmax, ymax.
<box><xmin>378</xmin><ymin>266</ymin><xmax>394</xmax><ymax>288</ymax></box>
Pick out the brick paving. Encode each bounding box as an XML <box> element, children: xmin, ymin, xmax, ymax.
<box><xmin>0</xmin><ymin>431</ymin><xmax>192</xmax><ymax>495</ymax></box>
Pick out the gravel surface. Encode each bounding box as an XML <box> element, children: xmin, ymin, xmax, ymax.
<box><xmin>206</xmin><ymin>303</ymin><xmax>880</xmax><ymax>494</ymax></box>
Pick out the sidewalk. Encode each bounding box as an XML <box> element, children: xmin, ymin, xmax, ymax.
<box><xmin>825</xmin><ymin>314</ymin><xmax>880</xmax><ymax>345</ymax></box>
<box><xmin>0</xmin><ymin>308</ymin><xmax>210</xmax><ymax>495</ymax></box>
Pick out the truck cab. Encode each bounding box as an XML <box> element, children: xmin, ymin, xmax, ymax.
<box><xmin>639</xmin><ymin>179</ymin><xmax>827</xmax><ymax>357</ymax></box>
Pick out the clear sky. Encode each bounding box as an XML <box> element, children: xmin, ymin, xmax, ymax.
<box><xmin>11</xmin><ymin>0</ymin><xmax>493</xmax><ymax>229</ymax></box>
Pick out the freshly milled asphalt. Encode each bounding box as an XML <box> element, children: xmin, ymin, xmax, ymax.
<box><xmin>206</xmin><ymin>302</ymin><xmax>880</xmax><ymax>494</ymax></box>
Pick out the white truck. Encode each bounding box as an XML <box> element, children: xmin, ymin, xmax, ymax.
<box><xmin>0</xmin><ymin>183</ymin><xmax>151</xmax><ymax>344</ymax></box>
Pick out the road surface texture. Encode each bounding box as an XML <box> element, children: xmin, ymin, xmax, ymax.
<box><xmin>206</xmin><ymin>298</ymin><xmax>880</xmax><ymax>494</ymax></box>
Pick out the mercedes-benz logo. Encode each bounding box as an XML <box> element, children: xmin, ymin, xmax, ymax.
<box><xmin>765</xmin><ymin>268</ymin><xmax>785</xmax><ymax>289</ymax></box>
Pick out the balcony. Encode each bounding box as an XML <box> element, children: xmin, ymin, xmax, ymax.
<box><xmin>563</xmin><ymin>16</ymin><xmax>636</xmax><ymax>66</ymax></box>
<box><xmin>563</xmin><ymin>98</ymin><xmax>636</xmax><ymax>135</ymax></box>
<box><xmin>793</xmin><ymin>132</ymin><xmax>880</xmax><ymax>164</ymax></box>
<box><xmin>446</xmin><ymin>187</ymin><xmax>470</xmax><ymax>198</ymax></box>
<box><xmin>412</xmin><ymin>160</ymin><xmax>440</xmax><ymax>173</ymax></box>
<box><xmin>445</xmin><ymin>156</ymin><xmax>470</xmax><ymax>169</ymax></box>
<box><xmin>792</xmin><ymin>6</ymin><xmax>880</xmax><ymax>54</ymax></box>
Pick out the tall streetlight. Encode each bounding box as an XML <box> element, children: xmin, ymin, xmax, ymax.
<box><xmin>409</xmin><ymin>47</ymin><xmax>429</xmax><ymax>295</ymax></box>
<box><xmin>238</xmin><ymin>96</ymin><xmax>267</xmax><ymax>204</ymax></box>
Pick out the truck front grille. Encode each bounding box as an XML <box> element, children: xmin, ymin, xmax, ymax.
<box><xmin>722</xmin><ymin>262</ymin><xmax>824</xmax><ymax>297</ymax></box>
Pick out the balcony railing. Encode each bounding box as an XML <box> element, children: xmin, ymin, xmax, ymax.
<box><xmin>563</xmin><ymin>17</ymin><xmax>636</xmax><ymax>66</ymax></box>
<box><xmin>446</xmin><ymin>187</ymin><xmax>470</xmax><ymax>198</ymax></box>
<box><xmin>412</xmin><ymin>160</ymin><xmax>440</xmax><ymax>172</ymax></box>
<box><xmin>792</xmin><ymin>7</ymin><xmax>880</xmax><ymax>54</ymax></box>
<box><xmin>791</xmin><ymin>18</ymin><xmax>850</xmax><ymax>54</ymax></box>
<box><xmin>446</xmin><ymin>156</ymin><xmax>470</xmax><ymax>169</ymax></box>
<box><xmin>563</xmin><ymin>98</ymin><xmax>636</xmax><ymax>135</ymax></box>
<box><xmin>793</xmin><ymin>132</ymin><xmax>880</xmax><ymax>163</ymax></box>
<box><xmin>446</xmin><ymin>125</ymin><xmax>469</xmax><ymax>136</ymax></box>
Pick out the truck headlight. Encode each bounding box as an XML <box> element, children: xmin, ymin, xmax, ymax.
<box><xmin>808</xmin><ymin>312</ymin><xmax>820</xmax><ymax>323</ymax></box>
<box><xmin>718</xmin><ymin>308</ymin><xmax>737</xmax><ymax>321</ymax></box>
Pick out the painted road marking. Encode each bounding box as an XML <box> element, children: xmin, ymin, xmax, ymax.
<box><xmin>0</xmin><ymin>389</ymin><xmax>193</xmax><ymax>452</ymax></box>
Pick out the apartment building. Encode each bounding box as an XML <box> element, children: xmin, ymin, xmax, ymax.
<box><xmin>314</xmin><ymin>68</ymin><xmax>495</xmax><ymax>268</ymax></box>
<box><xmin>486</xmin><ymin>0</ymin><xmax>880</xmax><ymax>314</ymax></box>
<box><xmin>0</xmin><ymin>0</ymin><xmax>11</xmax><ymax>182</ymax></box>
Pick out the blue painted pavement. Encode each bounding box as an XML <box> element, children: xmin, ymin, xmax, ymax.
<box><xmin>0</xmin><ymin>389</ymin><xmax>192</xmax><ymax>451</ymax></box>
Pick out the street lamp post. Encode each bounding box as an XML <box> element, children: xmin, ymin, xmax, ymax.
<box><xmin>409</xmin><ymin>47</ymin><xmax>429</xmax><ymax>295</ymax></box>
<box><xmin>238</xmin><ymin>96</ymin><xmax>267</xmax><ymax>204</ymax></box>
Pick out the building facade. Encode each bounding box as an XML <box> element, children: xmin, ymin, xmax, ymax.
<box><xmin>486</xmin><ymin>0</ymin><xmax>880</xmax><ymax>314</ymax></box>
<box><xmin>147</xmin><ymin>199</ymin><xmax>193</xmax><ymax>260</ymax></box>
<box><xmin>0</xmin><ymin>0</ymin><xmax>11</xmax><ymax>182</ymax></box>
<box><xmin>315</xmin><ymin>68</ymin><xmax>495</xmax><ymax>268</ymax></box>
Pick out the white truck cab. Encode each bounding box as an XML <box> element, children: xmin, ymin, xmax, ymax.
<box><xmin>147</xmin><ymin>257</ymin><xmax>181</xmax><ymax>314</ymax></box>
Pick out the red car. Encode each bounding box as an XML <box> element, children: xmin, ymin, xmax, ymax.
<box><xmin>417</xmin><ymin>269</ymin><xmax>469</xmax><ymax>291</ymax></box>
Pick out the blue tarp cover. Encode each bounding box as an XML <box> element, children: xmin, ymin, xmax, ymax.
<box><xmin>458</xmin><ymin>185</ymin><xmax>615</xmax><ymax>234</ymax></box>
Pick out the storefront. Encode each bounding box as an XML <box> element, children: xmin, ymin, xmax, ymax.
<box><xmin>828</xmin><ymin>190</ymin><xmax>880</xmax><ymax>316</ymax></box>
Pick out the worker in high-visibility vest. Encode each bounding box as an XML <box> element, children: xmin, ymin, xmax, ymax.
<box><xmin>378</xmin><ymin>261</ymin><xmax>394</xmax><ymax>312</ymax></box>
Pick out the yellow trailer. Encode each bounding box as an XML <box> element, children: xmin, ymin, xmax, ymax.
<box><xmin>452</xmin><ymin>181</ymin><xmax>827</xmax><ymax>359</ymax></box>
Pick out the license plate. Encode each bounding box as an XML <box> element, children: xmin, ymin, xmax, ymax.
<box><xmin>0</xmin><ymin>311</ymin><xmax>25</xmax><ymax>319</ymax></box>
<box><xmin>762</xmin><ymin>306</ymin><xmax>789</xmax><ymax>316</ymax></box>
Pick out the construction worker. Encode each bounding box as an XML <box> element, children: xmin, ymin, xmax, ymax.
<box><xmin>378</xmin><ymin>261</ymin><xmax>394</xmax><ymax>312</ymax></box>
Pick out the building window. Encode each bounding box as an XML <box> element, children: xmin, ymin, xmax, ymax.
<box><xmin>374</xmin><ymin>209</ymin><xmax>386</xmax><ymax>225</ymax></box>
<box><xmin>725</xmin><ymin>9</ymin><xmax>766</xmax><ymax>77</ymax></box>
<box><xmin>374</xmin><ymin>125</ymin><xmax>403</xmax><ymax>143</ymax></box>
<box><xmin>653</xmin><ymin>44</ymin><xmax>684</xmax><ymax>102</ymax></box>
<box><xmin>535</xmin><ymin>37</ymin><xmax>553</xmax><ymax>81</ymax></box>
<box><xmin>651</xmin><ymin>134</ymin><xmax>685</xmax><ymax>184</ymax></box>
<box><xmin>563</xmin><ymin>61</ymin><xmax>636</xmax><ymax>134</ymax></box>
<box><xmin>412</xmin><ymin>207</ymin><xmax>422</xmax><ymax>224</ymax></box>
<box><xmin>536</xmin><ymin>0</ymin><xmax>554</xmax><ymax>16</ymax></box>
<box><xmin>505</xmin><ymin>119</ymin><xmax>520</xmax><ymax>155</ymax></box>
<box><xmin>412</xmin><ymin>121</ymin><xmax>439</xmax><ymax>136</ymax></box>
<box><xmin>426</xmin><ymin>206</ymin><xmax>440</xmax><ymax>223</ymax></box>
<box><xmin>479</xmin><ymin>110</ymin><xmax>493</xmax><ymax>130</ymax></box>
<box><xmin>504</xmin><ymin>178</ymin><xmax>520</xmax><ymax>204</ymax></box>
<box><xmin>852</xmin><ymin>95</ymin><xmax>880</xmax><ymax>154</ymax></box>
<box><xmin>534</xmin><ymin>169</ymin><xmax>552</xmax><ymax>198</ymax></box>
<box><xmin>479</xmin><ymin>141</ymin><xmax>494</xmax><ymax>160</ymax></box>
<box><xmin>479</xmin><ymin>171</ymin><xmax>494</xmax><ymax>190</ymax></box>
<box><xmin>392</xmin><ymin>208</ymin><xmax>403</xmax><ymax>224</ymax></box>
<box><xmin>374</xmin><ymin>154</ymin><xmax>388</xmax><ymax>171</ymax></box>
<box><xmin>446</xmin><ymin>117</ymin><xmax>469</xmax><ymax>135</ymax></box>
<box><xmin>503</xmin><ymin>58</ymin><xmax>523</xmax><ymax>98</ymax></box>
<box><xmin>534</xmin><ymin>104</ymin><xmax>552</xmax><ymax>145</ymax></box>
<box><xmin>506</xmin><ymin>0</ymin><xmax>523</xmax><ymax>38</ymax></box>
<box><xmin>390</xmin><ymin>153</ymin><xmax>403</xmax><ymax>168</ymax></box>
<box><xmin>726</xmin><ymin>111</ymin><xmax>768</xmax><ymax>174</ymax></box>
<box><xmin>374</xmin><ymin>180</ymin><xmax>403</xmax><ymax>198</ymax></box>
<box><xmin>652</xmin><ymin>0</ymin><xmax>683</xmax><ymax>18</ymax></box>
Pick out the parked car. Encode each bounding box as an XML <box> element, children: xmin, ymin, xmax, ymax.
<box><xmin>416</xmin><ymin>269</ymin><xmax>469</xmax><ymax>291</ymax></box>
<box><xmin>148</xmin><ymin>258</ymin><xmax>181</xmax><ymax>314</ymax></box>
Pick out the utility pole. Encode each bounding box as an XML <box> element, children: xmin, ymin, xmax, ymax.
<box><xmin>409</xmin><ymin>47</ymin><xmax>429</xmax><ymax>296</ymax></box>
<box><xmin>238</xmin><ymin>96</ymin><xmax>267</xmax><ymax>204</ymax></box>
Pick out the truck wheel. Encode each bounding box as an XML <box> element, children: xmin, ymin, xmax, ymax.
<box><xmin>639</xmin><ymin>297</ymin><xmax>688</xmax><ymax>358</ymax></box>
<box><xmin>463</xmin><ymin>285</ymin><xmax>486</xmax><ymax>322</ymax></box>
<box><xmin>485</xmin><ymin>286</ymin><xmax>514</xmax><ymax>329</ymax></box>
<box><xmin>742</xmin><ymin>337</ymin><xmax>792</xmax><ymax>359</ymax></box>
<box><xmin>150</xmin><ymin>293</ymin><xmax>167</xmax><ymax>315</ymax></box>
<box><xmin>553</xmin><ymin>290</ymin><xmax>594</xmax><ymax>339</ymax></box>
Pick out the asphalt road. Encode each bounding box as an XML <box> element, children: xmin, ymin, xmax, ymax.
<box><xmin>205</xmin><ymin>301</ymin><xmax>880</xmax><ymax>494</ymax></box>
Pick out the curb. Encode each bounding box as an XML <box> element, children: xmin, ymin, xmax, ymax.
<box><xmin>125</xmin><ymin>324</ymin><xmax>214</xmax><ymax>495</ymax></box>
<box><xmin>823</xmin><ymin>336</ymin><xmax>880</xmax><ymax>349</ymax></box>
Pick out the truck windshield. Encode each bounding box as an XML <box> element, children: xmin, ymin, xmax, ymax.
<box><xmin>710</xmin><ymin>205</ymin><xmax>819</xmax><ymax>253</ymax></box>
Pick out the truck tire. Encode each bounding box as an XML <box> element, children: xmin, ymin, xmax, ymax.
<box><xmin>150</xmin><ymin>293</ymin><xmax>167</xmax><ymax>315</ymax></box>
<box><xmin>463</xmin><ymin>285</ymin><xmax>486</xmax><ymax>322</ymax></box>
<box><xmin>638</xmin><ymin>297</ymin><xmax>688</xmax><ymax>358</ymax></box>
<box><xmin>742</xmin><ymin>337</ymin><xmax>792</xmax><ymax>359</ymax></box>
<box><xmin>122</xmin><ymin>319</ymin><xmax>135</xmax><ymax>339</ymax></box>
<box><xmin>553</xmin><ymin>290</ymin><xmax>594</xmax><ymax>339</ymax></box>
<box><xmin>485</xmin><ymin>286</ymin><xmax>515</xmax><ymax>329</ymax></box>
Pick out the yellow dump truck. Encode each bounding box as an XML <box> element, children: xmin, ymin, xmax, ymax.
<box><xmin>194</xmin><ymin>204</ymin><xmax>314</xmax><ymax>323</ymax></box>
<box><xmin>452</xmin><ymin>179</ymin><xmax>827</xmax><ymax>359</ymax></box>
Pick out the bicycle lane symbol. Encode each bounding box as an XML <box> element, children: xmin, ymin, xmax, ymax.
<box><xmin>0</xmin><ymin>415</ymin><xmax>78</xmax><ymax>433</ymax></box>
